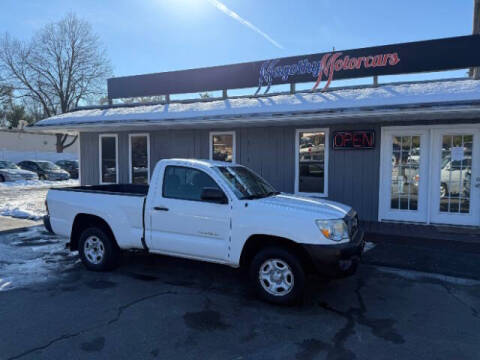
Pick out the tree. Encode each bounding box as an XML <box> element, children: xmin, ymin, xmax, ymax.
<box><xmin>5</xmin><ymin>104</ymin><xmax>31</xmax><ymax>129</ymax></box>
<box><xmin>0</xmin><ymin>13</ymin><xmax>112</xmax><ymax>152</ymax></box>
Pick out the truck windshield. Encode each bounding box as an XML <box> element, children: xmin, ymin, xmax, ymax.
<box><xmin>215</xmin><ymin>166</ymin><xmax>279</xmax><ymax>200</ymax></box>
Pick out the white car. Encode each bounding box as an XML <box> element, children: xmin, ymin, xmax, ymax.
<box><xmin>45</xmin><ymin>159</ymin><xmax>364</xmax><ymax>304</ymax></box>
<box><xmin>440</xmin><ymin>157</ymin><xmax>472</xmax><ymax>197</ymax></box>
<box><xmin>0</xmin><ymin>160</ymin><xmax>39</xmax><ymax>182</ymax></box>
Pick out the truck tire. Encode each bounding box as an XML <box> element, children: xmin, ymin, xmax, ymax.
<box><xmin>78</xmin><ymin>227</ymin><xmax>119</xmax><ymax>271</ymax></box>
<box><xmin>250</xmin><ymin>247</ymin><xmax>305</xmax><ymax>305</ymax></box>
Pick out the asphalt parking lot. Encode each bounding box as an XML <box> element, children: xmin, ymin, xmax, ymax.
<box><xmin>0</xmin><ymin>228</ymin><xmax>479</xmax><ymax>360</ymax></box>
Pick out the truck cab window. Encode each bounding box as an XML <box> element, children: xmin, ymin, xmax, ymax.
<box><xmin>163</xmin><ymin>166</ymin><xmax>222</xmax><ymax>201</ymax></box>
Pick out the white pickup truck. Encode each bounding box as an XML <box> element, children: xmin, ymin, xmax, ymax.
<box><xmin>45</xmin><ymin>159</ymin><xmax>364</xmax><ymax>304</ymax></box>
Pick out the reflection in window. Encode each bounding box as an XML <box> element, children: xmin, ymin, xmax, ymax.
<box><xmin>439</xmin><ymin>134</ymin><xmax>472</xmax><ymax>214</ymax></box>
<box><xmin>298</xmin><ymin>131</ymin><xmax>326</xmax><ymax>194</ymax></box>
<box><xmin>211</xmin><ymin>133</ymin><xmax>234</xmax><ymax>162</ymax></box>
<box><xmin>130</xmin><ymin>135</ymin><xmax>149</xmax><ymax>184</ymax></box>
<box><xmin>390</xmin><ymin>135</ymin><xmax>420</xmax><ymax>210</ymax></box>
<box><xmin>163</xmin><ymin>166</ymin><xmax>220</xmax><ymax>201</ymax></box>
<box><xmin>100</xmin><ymin>135</ymin><xmax>117</xmax><ymax>184</ymax></box>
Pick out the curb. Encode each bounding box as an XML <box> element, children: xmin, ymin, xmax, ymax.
<box><xmin>362</xmin><ymin>258</ymin><xmax>480</xmax><ymax>282</ymax></box>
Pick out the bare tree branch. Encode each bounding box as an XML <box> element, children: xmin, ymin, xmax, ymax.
<box><xmin>0</xmin><ymin>13</ymin><xmax>111</xmax><ymax>151</ymax></box>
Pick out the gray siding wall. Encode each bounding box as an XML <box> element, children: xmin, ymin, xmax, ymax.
<box><xmin>327</xmin><ymin>124</ymin><xmax>381</xmax><ymax>222</ymax></box>
<box><xmin>79</xmin><ymin>125</ymin><xmax>380</xmax><ymax>221</ymax></box>
<box><xmin>79</xmin><ymin>132</ymin><xmax>99</xmax><ymax>186</ymax></box>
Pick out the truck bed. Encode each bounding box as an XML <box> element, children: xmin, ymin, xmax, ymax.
<box><xmin>52</xmin><ymin>184</ymin><xmax>149</xmax><ymax>197</ymax></box>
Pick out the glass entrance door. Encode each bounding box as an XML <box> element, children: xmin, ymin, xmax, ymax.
<box><xmin>379</xmin><ymin>129</ymin><xmax>429</xmax><ymax>222</ymax></box>
<box><xmin>430</xmin><ymin>129</ymin><xmax>480</xmax><ymax>226</ymax></box>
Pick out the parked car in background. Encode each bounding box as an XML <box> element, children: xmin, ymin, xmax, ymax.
<box><xmin>56</xmin><ymin>160</ymin><xmax>79</xmax><ymax>179</ymax></box>
<box><xmin>18</xmin><ymin>160</ymin><xmax>70</xmax><ymax>181</ymax></box>
<box><xmin>440</xmin><ymin>157</ymin><xmax>472</xmax><ymax>197</ymax></box>
<box><xmin>0</xmin><ymin>160</ymin><xmax>39</xmax><ymax>182</ymax></box>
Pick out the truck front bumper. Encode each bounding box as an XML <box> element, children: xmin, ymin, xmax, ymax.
<box><xmin>302</xmin><ymin>229</ymin><xmax>365</xmax><ymax>278</ymax></box>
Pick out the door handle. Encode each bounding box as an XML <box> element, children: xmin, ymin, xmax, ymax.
<box><xmin>153</xmin><ymin>206</ymin><xmax>169</xmax><ymax>211</ymax></box>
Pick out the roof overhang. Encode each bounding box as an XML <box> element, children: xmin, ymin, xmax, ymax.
<box><xmin>28</xmin><ymin>103</ymin><xmax>480</xmax><ymax>134</ymax></box>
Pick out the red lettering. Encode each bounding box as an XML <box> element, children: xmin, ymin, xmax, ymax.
<box><xmin>343</xmin><ymin>133</ymin><xmax>352</xmax><ymax>146</ymax></box>
<box><xmin>348</xmin><ymin>58</ymin><xmax>357</xmax><ymax>69</ymax></box>
<box><xmin>334</xmin><ymin>59</ymin><xmax>344</xmax><ymax>71</ymax></box>
<box><xmin>388</xmin><ymin>53</ymin><xmax>400</xmax><ymax>66</ymax></box>
<box><xmin>352</xmin><ymin>133</ymin><xmax>362</xmax><ymax>147</ymax></box>
<box><xmin>362</xmin><ymin>132</ymin><xmax>373</xmax><ymax>147</ymax></box>
<box><xmin>311</xmin><ymin>51</ymin><xmax>401</xmax><ymax>92</ymax></box>
<box><xmin>334</xmin><ymin>134</ymin><xmax>344</xmax><ymax>147</ymax></box>
<box><xmin>373</xmin><ymin>55</ymin><xmax>384</xmax><ymax>67</ymax></box>
<box><xmin>365</xmin><ymin>56</ymin><xmax>375</xmax><ymax>68</ymax></box>
<box><xmin>355</xmin><ymin>57</ymin><xmax>366</xmax><ymax>69</ymax></box>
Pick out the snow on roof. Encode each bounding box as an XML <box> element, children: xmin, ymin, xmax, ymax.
<box><xmin>34</xmin><ymin>79</ymin><xmax>480</xmax><ymax>128</ymax></box>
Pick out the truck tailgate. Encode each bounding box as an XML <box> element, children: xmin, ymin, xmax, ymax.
<box><xmin>47</xmin><ymin>188</ymin><xmax>146</xmax><ymax>249</ymax></box>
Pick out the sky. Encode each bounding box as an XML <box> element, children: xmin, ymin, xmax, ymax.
<box><xmin>0</xmin><ymin>0</ymin><xmax>476</xmax><ymax>92</ymax></box>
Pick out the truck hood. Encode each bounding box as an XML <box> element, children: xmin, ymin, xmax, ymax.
<box><xmin>256</xmin><ymin>193</ymin><xmax>351</xmax><ymax>219</ymax></box>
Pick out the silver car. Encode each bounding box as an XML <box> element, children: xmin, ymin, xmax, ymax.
<box><xmin>17</xmin><ymin>160</ymin><xmax>70</xmax><ymax>181</ymax></box>
<box><xmin>0</xmin><ymin>160</ymin><xmax>39</xmax><ymax>182</ymax></box>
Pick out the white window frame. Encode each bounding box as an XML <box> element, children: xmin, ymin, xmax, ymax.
<box><xmin>128</xmin><ymin>133</ymin><xmax>151</xmax><ymax>184</ymax></box>
<box><xmin>209</xmin><ymin>131</ymin><xmax>236</xmax><ymax>163</ymax></box>
<box><xmin>295</xmin><ymin>128</ymin><xmax>329</xmax><ymax>197</ymax></box>
<box><xmin>99</xmin><ymin>134</ymin><xmax>119</xmax><ymax>185</ymax></box>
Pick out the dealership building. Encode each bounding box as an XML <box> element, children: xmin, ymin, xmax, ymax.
<box><xmin>33</xmin><ymin>35</ymin><xmax>480</xmax><ymax>240</ymax></box>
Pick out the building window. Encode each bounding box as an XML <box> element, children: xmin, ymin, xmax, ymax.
<box><xmin>390</xmin><ymin>135</ymin><xmax>421</xmax><ymax>211</ymax></box>
<box><xmin>210</xmin><ymin>131</ymin><xmax>235</xmax><ymax>162</ymax></box>
<box><xmin>295</xmin><ymin>129</ymin><xmax>329</xmax><ymax>196</ymax></box>
<box><xmin>129</xmin><ymin>134</ymin><xmax>150</xmax><ymax>184</ymax></box>
<box><xmin>162</xmin><ymin>166</ymin><xmax>222</xmax><ymax>202</ymax></box>
<box><xmin>99</xmin><ymin>134</ymin><xmax>118</xmax><ymax>184</ymax></box>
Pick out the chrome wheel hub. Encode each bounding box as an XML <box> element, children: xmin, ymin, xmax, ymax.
<box><xmin>84</xmin><ymin>236</ymin><xmax>105</xmax><ymax>265</ymax></box>
<box><xmin>259</xmin><ymin>258</ymin><xmax>294</xmax><ymax>296</ymax></box>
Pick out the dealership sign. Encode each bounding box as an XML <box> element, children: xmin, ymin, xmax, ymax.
<box><xmin>333</xmin><ymin>130</ymin><xmax>375</xmax><ymax>150</ymax></box>
<box><xmin>259</xmin><ymin>52</ymin><xmax>400</xmax><ymax>93</ymax></box>
<box><xmin>108</xmin><ymin>35</ymin><xmax>480</xmax><ymax>100</ymax></box>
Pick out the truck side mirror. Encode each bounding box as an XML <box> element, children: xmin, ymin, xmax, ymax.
<box><xmin>201</xmin><ymin>187</ymin><xmax>228</xmax><ymax>204</ymax></box>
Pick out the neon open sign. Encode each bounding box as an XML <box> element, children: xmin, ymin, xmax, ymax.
<box><xmin>333</xmin><ymin>130</ymin><xmax>375</xmax><ymax>150</ymax></box>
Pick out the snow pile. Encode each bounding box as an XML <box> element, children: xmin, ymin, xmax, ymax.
<box><xmin>34</xmin><ymin>79</ymin><xmax>480</xmax><ymax>127</ymax></box>
<box><xmin>0</xmin><ymin>204</ymin><xmax>43</xmax><ymax>220</ymax></box>
<box><xmin>0</xmin><ymin>227</ymin><xmax>78</xmax><ymax>291</ymax></box>
<box><xmin>0</xmin><ymin>180</ymin><xmax>79</xmax><ymax>220</ymax></box>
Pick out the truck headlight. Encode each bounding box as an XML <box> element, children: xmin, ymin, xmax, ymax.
<box><xmin>316</xmin><ymin>219</ymin><xmax>349</xmax><ymax>242</ymax></box>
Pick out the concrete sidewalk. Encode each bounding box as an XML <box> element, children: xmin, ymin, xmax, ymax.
<box><xmin>0</xmin><ymin>215</ymin><xmax>42</xmax><ymax>234</ymax></box>
<box><xmin>363</xmin><ymin>233</ymin><xmax>480</xmax><ymax>280</ymax></box>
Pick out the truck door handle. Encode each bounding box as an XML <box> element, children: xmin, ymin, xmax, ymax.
<box><xmin>153</xmin><ymin>206</ymin><xmax>169</xmax><ymax>211</ymax></box>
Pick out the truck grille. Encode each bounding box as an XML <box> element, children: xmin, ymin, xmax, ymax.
<box><xmin>345</xmin><ymin>211</ymin><xmax>359</xmax><ymax>238</ymax></box>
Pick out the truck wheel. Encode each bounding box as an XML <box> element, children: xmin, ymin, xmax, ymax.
<box><xmin>250</xmin><ymin>247</ymin><xmax>305</xmax><ymax>305</ymax></box>
<box><xmin>78</xmin><ymin>227</ymin><xmax>119</xmax><ymax>271</ymax></box>
<box><xmin>0</xmin><ymin>175</ymin><xmax>4</xmax><ymax>182</ymax></box>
